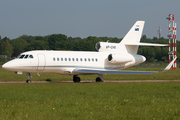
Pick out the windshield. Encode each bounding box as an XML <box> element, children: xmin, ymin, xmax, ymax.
<box><xmin>16</xmin><ymin>54</ymin><xmax>34</xmax><ymax>59</ymax></box>
<box><xmin>19</xmin><ymin>55</ymin><xmax>25</xmax><ymax>59</ymax></box>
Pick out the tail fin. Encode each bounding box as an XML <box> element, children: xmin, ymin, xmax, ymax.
<box><xmin>119</xmin><ymin>21</ymin><xmax>145</xmax><ymax>54</ymax></box>
<box><xmin>120</xmin><ymin>21</ymin><xmax>145</xmax><ymax>44</ymax></box>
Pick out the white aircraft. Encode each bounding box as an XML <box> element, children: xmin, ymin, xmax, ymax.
<box><xmin>2</xmin><ymin>21</ymin><xmax>176</xmax><ymax>83</ymax></box>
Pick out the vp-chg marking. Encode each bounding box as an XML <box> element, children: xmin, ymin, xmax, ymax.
<box><xmin>106</xmin><ymin>46</ymin><xmax>116</xmax><ymax>49</ymax></box>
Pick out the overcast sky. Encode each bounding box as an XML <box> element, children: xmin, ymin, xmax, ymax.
<box><xmin>0</xmin><ymin>0</ymin><xmax>179</xmax><ymax>40</ymax></box>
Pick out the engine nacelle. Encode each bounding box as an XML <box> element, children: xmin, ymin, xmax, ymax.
<box><xmin>108</xmin><ymin>53</ymin><xmax>133</xmax><ymax>64</ymax></box>
<box><xmin>95</xmin><ymin>42</ymin><xmax>119</xmax><ymax>52</ymax></box>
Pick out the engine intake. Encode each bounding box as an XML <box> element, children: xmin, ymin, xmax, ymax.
<box><xmin>95</xmin><ymin>42</ymin><xmax>101</xmax><ymax>51</ymax></box>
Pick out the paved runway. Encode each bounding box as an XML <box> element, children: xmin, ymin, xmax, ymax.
<box><xmin>0</xmin><ymin>80</ymin><xmax>180</xmax><ymax>84</ymax></box>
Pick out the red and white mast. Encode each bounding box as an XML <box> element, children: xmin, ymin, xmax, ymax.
<box><xmin>166</xmin><ymin>14</ymin><xmax>177</xmax><ymax>70</ymax></box>
<box><xmin>173</xmin><ymin>14</ymin><xmax>175</xmax><ymax>70</ymax></box>
<box><xmin>175</xmin><ymin>23</ymin><xmax>177</xmax><ymax>70</ymax></box>
<box><xmin>167</xmin><ymin>14</ymin><xmax>172</xmax><ymax>70</ymax></box>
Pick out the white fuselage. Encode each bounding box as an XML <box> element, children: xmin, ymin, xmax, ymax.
<box><xmin>2</xmin><ymin>50</ymin><xmax>146</xmax><ymax>75</ymax></box>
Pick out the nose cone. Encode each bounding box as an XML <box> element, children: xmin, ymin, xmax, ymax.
<box><xmin>2</xmin><ymin>62</ymin><xmax>11</xmax><ymax>70</ymax></box>
<box><xmin>2</xmin><ymin>60</ymin><xmax>17</xmax><ymax>71</ymax></box>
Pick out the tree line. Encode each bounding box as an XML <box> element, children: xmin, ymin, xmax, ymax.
<box><xmin>0</xmin><ymin>34</ymin><xmax>179</xmax><ymax>63</ymax></box>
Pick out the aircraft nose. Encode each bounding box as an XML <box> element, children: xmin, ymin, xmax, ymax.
<box><xmin>2</xmin><ymin>62</ymin><xmax>9</xmax><ymax>69</ymax></box>
<box><xmin>2</xmin><ymin>61</ymin><xmax>15</xmax><ymax>71</ymax></box>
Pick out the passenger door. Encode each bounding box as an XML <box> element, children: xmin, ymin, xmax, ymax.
<box><xmin>37</xmin><ymin>54</ymin><xmax>45</xmax><ymax>71</ymax></box>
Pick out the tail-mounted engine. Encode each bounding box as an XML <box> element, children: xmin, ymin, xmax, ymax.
<box><xmin>107</xmin><ymin>53</ymin><xmax>133</xmax><ymax>64</ymax></box>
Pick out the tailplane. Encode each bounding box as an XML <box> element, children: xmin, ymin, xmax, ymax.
<box><xmin>95</xmin><ymin>21</ymin><xmax>167</xmax><ymax>53</ymax></box>
<box><xmin>119</xmin><ymin>21</ymin><xmax>167</xmax><ymax>54</ymax></box>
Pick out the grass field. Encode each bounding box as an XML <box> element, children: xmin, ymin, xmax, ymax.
<box><xmin>0</xmin><ymin>67</ymin><xmax>180</xmax><ymax>119</ymax></box>
<box><xmin>0</xmin><ymin>83</ymin><xmax>180</xmax><ymax>119</ymax></box>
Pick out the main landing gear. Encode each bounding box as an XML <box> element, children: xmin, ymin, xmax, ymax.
<box><xmin>96</xmin><ymin>77</ymin><xmax>103</xmax><ymax>82</ymax></box>
<box><xmin>96</xmin><ymin>74</ymin><xmax>104</xmax><ymax>82</ymax></box>
<box><xmin>26</xmin><ymin>73</ymin><xmax>32</xmax><ymax>83</ymax></box>
<box><xmin>73</xmin><ymin>75</ymin><xmax>81</xmax><ymax>82</ymax></box>
<box><xmin>73</xmin><ymin>74</ymin><xmax>104</xmax><ymax>83</ymax></box>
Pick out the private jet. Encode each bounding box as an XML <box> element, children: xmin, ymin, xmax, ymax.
<box><xmin>2</xmin><ymin>21</ymin><xmax>176</xmax><ymax>83</ymax></box>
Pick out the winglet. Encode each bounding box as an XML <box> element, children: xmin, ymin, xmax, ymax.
<box><xmin>159</xmin><ymin>57</ymin><xmax>177</xmax><ymax>73</ymax></box>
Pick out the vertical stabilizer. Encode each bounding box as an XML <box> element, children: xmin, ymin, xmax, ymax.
<box><xmin>119</xmin><ymin>21</ymin><xmax>145</xmax><ymax>54</ymax></box>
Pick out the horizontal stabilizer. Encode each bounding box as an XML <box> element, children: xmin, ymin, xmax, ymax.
<box><xmin>125</xmin><ymin>43</ymin><xmax>168</xmax><ymax>46</ymax></box>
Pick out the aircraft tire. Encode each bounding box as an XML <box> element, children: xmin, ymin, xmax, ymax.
<box><xmin>96</xmin><ymin>77</ymin><xmax>103</xmax><ymax>82</ymax></box>
<box><xmin>26</xmin><ymin>80</ymin><xmax>31</xmax><ymax>83</ymax></box>
<box><xmin>73</xmin><ymin>77</ymin><xmax>81</xmax><ymax>83</ymax></box>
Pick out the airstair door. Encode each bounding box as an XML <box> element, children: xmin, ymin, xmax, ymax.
<box><xmin>37</xmin><ymin>54</ymin><xmax>45</xmax><ymax>71</ymax></box>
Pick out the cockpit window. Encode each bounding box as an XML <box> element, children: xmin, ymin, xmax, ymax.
<box><xmin>16</xmin><ymin>54</ymin><xmax>33</xmax><ymax>59</ymax></box>
<box><xmin>19</xmin><ymin>55</ymin><xmax>25</xmax><ymax>59</ymax></box>
<box><xmin>24</xmin><ymin>55</ymin><xmax>29</xmax><ymax>59</ymax></box>
<box><xmin>29</xmin><ymin>55</ymin><xmax>33</xmax><ymax>58</ymax></box>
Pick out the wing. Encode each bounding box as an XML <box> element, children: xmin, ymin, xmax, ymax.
<box><xmin>73</xmin><ymin>57</ymin><xmax>177</xmax><ymax>74</ymax></box>
<box><xmin>73</xmin><ymin>69</ymin><xmax>157</xmax><ymax>74</ymax></box>
<box><xmin>160</xmin><ymin>56</ymin><xmax>177</xmax><ymax>72</ymax></box>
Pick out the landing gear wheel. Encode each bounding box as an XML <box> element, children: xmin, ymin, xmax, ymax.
<box><xmin>26</xmin><ymin>80</ymin><xmax>31</xmax><ymax>83</ymax></box>
<box><xmin>96</xmin><ymin>77</ymin><xmax>103</xmax><ymax>82</ymax></box>
<box><xmin>26</xmin><ymin>73</ymin><xmax>32</xmax><ymax>83</ymax></box>
<box><xmin>73</xmin><ymin>75</ymin><xmax>81</xmax><ymax>83</ymax></box>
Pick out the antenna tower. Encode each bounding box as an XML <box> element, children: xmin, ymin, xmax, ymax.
<box><xmin>157</xmin><ymin>25</ymin><xmax>161</xmax><ymax>39</ymax></box>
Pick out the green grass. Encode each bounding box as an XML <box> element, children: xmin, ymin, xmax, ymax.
<box><xmin>1</xmin><ymin>67</ymin><xmax>180</xmax><ymax>119</ymax></box>
<box><xmin>0</xmin><ymin>67</ymin><xmax>180</xmax><ymax>82</ymax></box>
<box><xmin>0</xmin><ymin>83</ymin><xmax>180</xmax><ymax>119</ymax></box>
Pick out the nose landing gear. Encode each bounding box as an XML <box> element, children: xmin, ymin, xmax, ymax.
<box><xmin>26</xmin><ymin>73</ymin><xmax>32</xmax><ymax>83</ymax></box>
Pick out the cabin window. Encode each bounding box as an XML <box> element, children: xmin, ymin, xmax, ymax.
<box><xmin>92</xmin><ymin>58</ymin><xmax>94</xmax><ymax>62</ymax></box>
<box><xmin>69</xmin><ymin>58</ymin><xmax>71</xmax><ymax>61</ymax></box>
<box><xmin>88</xmin><ymin>58</ymin><xmax>90</xmax><ymax>62</ymax></box>
<box><xmin>53</xmin><ymin>58</ymin><xmax>55</xmax><ymax>61</ymax></box>
<box><xmin>80</xmin><ymin>58</ymin><xmax>83</xmax><ymax>61</ymax></box>
<box><xmin>76</xmin><ymin>58</ymin><xmax>78</xmax><ymax>61</ymax></box>
<box><xmin>84</xmin><ymin>58</ymin><xmax>87</xmax><ymax>62</ymax></box>
<box><xmin>24</xmin><ymin>55</ymin><xmax>29</xmax><ymax>59</ymax></box>
<box><xmin>72</xmin><ymin>58</ymin><xmax>75</xmax><ymax>61</ymax></box>
<box><xmin>61</xmin><ymin>58</ymin><xmax>63</xmax><ymax>61</ymax></box>
<box><xmin>29</xmin><ymin>55</ymin><xmax>33</xmax><ymax>58</ymax></box>
<box><xmin>19</xmin><ymin>55</ymin><xmax>25</xmax><ymax>59</ymax></box>
<box><xmin>57</xmin><ymin>58</ymin><xmax>59</xmax><ymax>61</ymax></box>
<box><xmin>65</xmin><ymin>58</ymin><xmax>67</xmax><ymax>61</ymax></box>
<box><xmin>95</xmin><ymin>58</ymin><xmax>98</xmax><ymax>62</ymax></box>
